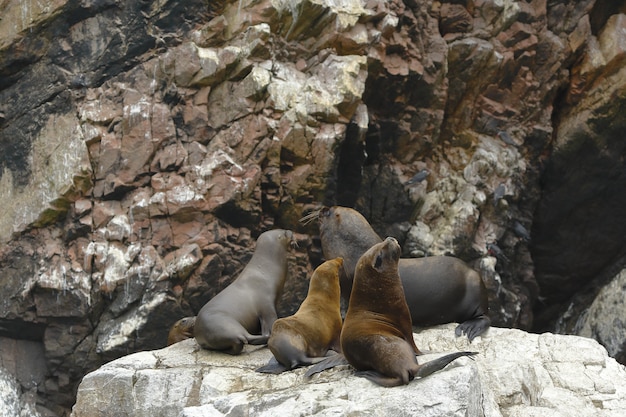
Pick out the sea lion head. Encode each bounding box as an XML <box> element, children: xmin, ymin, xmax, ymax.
<box><xmin>316</xmin><ymin>206</ymin><xmax>382</xmax><ymax>252</ymax></box>
<box><xmin>309</xmin><ymin>257</ymin><xmax>343</xmax><ymax>295</ymax></box>
<box><xmin>167</xmin><ymin>316</ymin><xmax>196</xmax><ymax>346</ymax></box>
<box><xmin>360</xmin><ymin>236</ymin><xmax>401</xmax><ymax>276</ymax></box>
<box><xmin>350</xmin><ymin>237</ymin><xmax>404</xmax><ymax>308</ymax></box>
<box><xmin>300</xmin><ymin>206</ymin><xmax>383</xmax><ymax>300</ymax></box>
<box><xmin>258</xmin><ymin>229</ymin><xmax>297</xmax><ymax>251</ymax></box>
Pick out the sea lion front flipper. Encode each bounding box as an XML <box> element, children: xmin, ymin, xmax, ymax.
<box><xmin>256</xmin><ymin>357</ymin><xmax>288</xmax><ymax>374</ymax></box>
<box><xmin>303</xmin><ymin>353</ymin><xmax>349</xmax><ymax>378</ymax></box>
<box><xmin>455</xmin><ymin>316</ymin><xmax>491</xmax><ymax>342</ymax></box>
<box><xmin>416</xmin><ymin>351</ymin><xmax>478</xmax><ymax>379</ymax></box>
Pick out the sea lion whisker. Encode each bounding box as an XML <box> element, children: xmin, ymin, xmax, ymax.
<box><xmin>299</xmin><ymin>209</ymin><xmax>321</xmax><ymax>225</ymax></box>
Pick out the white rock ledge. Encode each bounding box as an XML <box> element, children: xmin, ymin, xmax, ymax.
<box><xmin>71</xmin><ymin>325</ymin><xmax>626</xmax><ymax>417</ymax></box>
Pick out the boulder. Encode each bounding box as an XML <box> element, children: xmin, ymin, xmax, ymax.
<box><xmin>71</xmin><ymin>325</ymin><xmax>626</xmax><ymax>417</ymax></box>
<box><xmin>575</xmin><ymin>268</ymin><xmax>626</xmax><ymax>364</ymax></box>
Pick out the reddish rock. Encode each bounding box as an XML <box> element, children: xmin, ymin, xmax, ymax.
<box><xmin>439</xmin><ymin>3</ymin><xmax>473</xmax><ymax>36</ymax></box>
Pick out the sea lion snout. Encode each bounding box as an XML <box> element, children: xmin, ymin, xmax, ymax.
<box><xmin>382</xmin><ymin>237</ymin><xmax>401</xmax><ymax>260</ymax></box>
<box><xmin>285</xmin><ymin>230</ymin><xmax>298</xmax><ymax>249</ymax></box>
<box><xmin>167</xmin><ymin>316</ymin><xmax>197</xmax><ymax>346</ymax></box>
<box><xmin>384</xmin><ymin>236</ymin><xmax>399</xmax><ymax>246</ymax></box>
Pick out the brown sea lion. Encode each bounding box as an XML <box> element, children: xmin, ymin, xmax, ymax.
<box><xmin>167</xmin><ymin>316</ymin><xmax>196</xmax><ymax>346</ymax></box>
<box><xmin>305</xmin><ymin>205</ymin><xmax>490</xmax><ymax>341</ymax></box>
<box><xmin>194</xmin><ymin>229</ymin><xmax>296</xmax><ymax>355</ymax></box>
<box><xmin>340</xmin><ymin>237</ymin><xmax>476</xmax><ymax>387</ymax></box>
<box><xmin>257</xmin><ymin>257</ymin><xmax>344</xmax><ymax>374</ymax></box>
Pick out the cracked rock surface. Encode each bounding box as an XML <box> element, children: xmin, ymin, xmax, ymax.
<box><xmin>71</xmin><ymin>325</ymin><xmax>626</xmax><ymax>417</ymax></box>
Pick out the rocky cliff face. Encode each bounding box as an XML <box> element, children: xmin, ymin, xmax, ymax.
<box><xmin>1</xmin><ymin>0</ymin><xmax>626</xmax><ymax>415</ymax></box>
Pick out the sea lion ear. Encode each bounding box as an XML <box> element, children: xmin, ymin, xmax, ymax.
<box><xmin>372</xmin><ymin>252</ymin><xmax>384</xmax><ymax>271</ymax></box>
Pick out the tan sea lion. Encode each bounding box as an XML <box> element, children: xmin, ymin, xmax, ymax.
<box><xmin>340</xmin><ymin>237</ymin><xmax>476</xmax><ymax>387</ymax></box>
<box><xmin>257</xmin><ymin>257</ymin><xmax>344</xmax><ymax>374</ymax></box>
<box><xmin>305</xmin><ymin>206</ymin><xmax>490</xmax><ymax>341</ymax></box>
<box><xmin>194</xmin><ymin>229</ymin><xmax>296</xmax><ymax>355</ymax></box>
<box><xmin>167</xmin><ymin>316</ymin><xmax>196</xmax><ymax>346</ymax></box>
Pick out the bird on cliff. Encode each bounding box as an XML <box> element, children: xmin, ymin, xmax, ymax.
<box><xmin>405</xmin><ymin>169</ymin><xmax>430</xmax><ymax>185</ymax></box>
<box><xmin>493</xmin><ymin>183</ymin><xmax>506</xmax><ymax>206</ymax></box>
<box><xmin>487</xmin><ymin>243</ymin><xmax>509</xmax><ymax>262</ymax></box>
<box><xmin>497</xmin><ymin>130</ymin><xmax>517</xmax><ymax>147</ymax></box>
<box><xmin>513</xmin><ymin>221</ymin><xmax>531</xmax><ymax>242</ymax></box>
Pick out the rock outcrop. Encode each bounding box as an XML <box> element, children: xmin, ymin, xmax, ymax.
<box><xmin>574</xmin><ymin>267</ymin><xmax>626</xmax><ymax>365</ymax></box>
<box><xmin>1</xmin><ymin>0</ymin><xmax>626</xmax><ymax>415</ymax></box>
<box><xmin>531</xmin><ymin>4</ymin><xmax>626</xmax><ymax>332</ymax></box>
<box><xmin>0</xmin><ymin>364</ymin><xmax>41</xmax><ymax>417</ymax></box>
<box><xmin>71</xmin><ymin>325</ymin><xmax>626</xmax><ymax>417</ymax></box>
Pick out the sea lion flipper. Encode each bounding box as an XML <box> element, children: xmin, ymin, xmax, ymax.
<box><xmin>303</xmin><ymin>353</ymin><xmax>349</xmax><ymax>378</ymax></box>
<box><xmin>256</xmin><ymin>357</ymin><xmax>288</xmax><ymax>374</ymax></box>
<box><xmin>247</xmin><ymin>334</ymin><xmax>270</xmax><ymax>346</ymax></box>
<box><xmin>354</xmin><ymin>371</ymin><xmax>404</xmax><ymax>387</ymax></box>
<box><xmin>259</xmin><ymin>309</ymin><xmax>278</xmax><ymax>340</ymax></box>
<box><xmin>416</xmin><ymin>351</ymin><xmax>478</xmax><ymax>379</ymax></box>
<box><xmin>455</xmin><ymin>316</ymin><xmax>491</xmax><ymax>342</ymax></box>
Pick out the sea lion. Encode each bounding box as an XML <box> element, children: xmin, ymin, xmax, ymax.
<box><xmin>194</xmin><ymin>229</ymin><xmax>296</xmax><ymax>354</ymax></box>
<box><xmin>167</xmin><ymin>316</ymin><xmax>196</xmax><ymax>346</ymax></box>
<box><xmin>340</xmin><ymin>237</ymin><xmax>476</xmax><ymax>387</ymax></box>
<box><xmin>257</xmin><ymin>257</ymin><xmax>344</xmax><ymax>374</ymax></box>
<box><xmin>305</xmin><ymin>205</ymin><xmax>490</xmax><ymax>341</ymax></box>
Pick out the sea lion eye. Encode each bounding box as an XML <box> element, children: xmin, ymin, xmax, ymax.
<box><xmin>374</xmin><ymin>253</ymin><xmax>383</xmax><ymax>270</ymax></box>
<box><xmin>321</xmin><ymin>207</ymin><xmax>330</xmax><ymax>217</ymax></box>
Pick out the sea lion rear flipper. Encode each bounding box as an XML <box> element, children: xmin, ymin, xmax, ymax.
<box><xmin>455</xmin><ymin>316</ymin><xmax>491</xmax><ymax>342</ymax></box>
<box><xmin>354</xmin><ymin>371</ymin><xmax>404</xmax><ymax>387</ymax></box>
<box><xmin>303</xmin><ymin>353</ymin><xmax>349</xmax><ymax>378</ymax></box>
<box><xmin>246</xmin><ymin>334</ymin><xmax>270</xmax><ymax>346</ymax></box>
<box><xmin>256</xmin><ymin>357</ymin><xmax>288</xmax><ymax>374</ymax></box>
<box><xmin>416</xmin><ymin>351</ymin><xmax>478</xmax><ymax>379</ymax></box>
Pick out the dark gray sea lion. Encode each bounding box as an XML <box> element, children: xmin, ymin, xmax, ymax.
<box><xmin>194</xmin><ymin>229</ymin><xmax>296</xmax><ymax>354</ymax></box>
<box><xmin>304</xmin><ymin>206</ymin><xmax>490</xmax><ymax>341</ymax></box>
